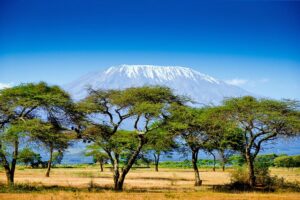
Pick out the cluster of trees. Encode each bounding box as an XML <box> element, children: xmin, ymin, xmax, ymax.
<box><xmin>274</xmin><ymin>155</ymin><xmax>300</xmax><ymax>168</ymax></box>
<box><xmin>18</xmin><ymin>147</ymin><xmax>63</xmax><ymax>168</ymax></box>
<box><xmin>1</xmin><ymin>82</ymin><xmax>299</xmax><ymax>190</ymax></box>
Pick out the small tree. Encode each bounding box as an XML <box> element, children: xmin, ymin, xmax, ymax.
<box><xmin>274</xmin><ymin>155</ymin><xmax>300</xmax><ymax>168</ymax></box>
<box><xmin>52</xmin><ymin>151</ymin><xmax>64</xmax><ymax>167</ymax></box>
<box><xmin>145</xmin><ymin>126</ymin><xmax>178</xmax><ymax>172</ymax></box>
<box><xmin>167</xmin><ymin>105</ymin><xmax>210</xmax><ymax>186</ymax></box>
<box><xmin>31</xmin><ymin>125</ymin><xmax>71</xmax><ymax>177</ymax></box>
<box><xmin>18</xmin><ymin>147</ymin><xmax>41</xmax><ymax>167</ymax></box>
<box><xmin>85</xmin><ymin>143</ymin><xmax>109</xmax><ymax>172</ymax></box>
<box><xmin>223</xmin><ymin>96</ymin><xmax>300</xmax><ymax>187</ymax></box>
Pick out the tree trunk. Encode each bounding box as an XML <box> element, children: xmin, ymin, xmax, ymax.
<box><xmin>154</xmin><ymin>152</ymin><xmax>160</xmax><ymax>172</ymax></box>
<box><xmin>113</xmin><ymin>135</ymin><xmax>146</xmax><ymax>191</ymax></box>
<box><xmin>219</xmin><ymin>150</ymin><xmax>226</xmax><ymax>171</ymax></box>
<box><xmin>192</xmin><ymin>149</ymin><xmax>202</xmax><ymax>186</ymax></box>
<box><xmin>3</xmin><ymin>139</ymin><xmax>19</xmax><ymax>186</ymax></box>
<box><xmin>99</xmin><ymin>161</ymin><xmax>104</xmax><ymax>172</ymax></box>
<box><xmin>1</xmin><ymin>145</ymin><xmax>13</xmax><ymax>186</ymax></box>
<box><xmin>210</xmin><ymin>152</ymin><xmax>216</xmax><ymax>172</ymax></box>
<box><xmin>4</xmin><ymin>165</ymin><xmax>13</xmax><ymax>186</ymax></box>
<box><xmin>245</xmin><ymin>151</ymin><xmax>256</xmax><ymax>187</ymax></box>
<box><xmin>45</xmin><ymin>144</ymin><xmax>53</xmax><ymax>177</ymax></box>
<box><xmin>113</xmin><ymin>154</ymin><xmax>120</xmax><ymax>191</ymax></box>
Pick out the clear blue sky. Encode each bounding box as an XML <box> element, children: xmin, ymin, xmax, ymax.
<box><xmin>0</xmin><ymin>0</ymin><xmax>299</xmax><ymax>99</ymax></box>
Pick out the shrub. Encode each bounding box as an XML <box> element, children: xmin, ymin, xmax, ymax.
<box><xmin>18</xmin><ymin>148</ymin><xmax>42</xmax><ymax>167</ymax></box>
<box><xmin>229</xmin><ymin>162</ymin><xmax>300</xmax><ymax>191</ymax></box>
<box><xmin>255</xmin><ymin>154</ymin><xmax>278</xmax><ymax>167</ymax></box>
<box><xmin>274</xmin><ymin>155</ymin><xmax>299</xmax><ymax>168</ymax></box>
<box><xmin>230</xmin><ymin>162</ymin><xmax>272</xmax><ymax>187</ymax></box>
<box><xmin>230</xmin><ymin>165</ymin><xmax>249</xmax><ymax>185</ymax></box>
<box><xmin>228</xmin><ymin>154</ymin><xmax>245</xmax><ymax>166</ymax></box>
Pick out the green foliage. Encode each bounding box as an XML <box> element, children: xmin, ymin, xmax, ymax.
<box><xmin>159</xmin><ymin>160</ymin><xmax>193</xmax><ymax>168</ymax></box>
<box><xmin>52</xmin><ymin>151</ymin><xmax>64</xmax><ymax>166</ymax></box>
<box><xmin>229</xmin><ymin>164</ymin><xmax>300</xmax><ymax>191</ymax></box>
<box><xmin>85</xmin><ymin>143</ymin><xmax>109</xmax><ymax>164</ymax></box>
<box><xmin>230</xmin><ymin>163</ymin><xmax>272</xmax><ymax>187</ymax></box>
<box><xmin>255</xmin><ymin>154</ymin><xmax>278</xmax><ymax>168</ymax></box>
<box><xmin>18</xmin><ymin>148</ymin><xmax>41</xmax><ymax>166</ymax></box>
<box><xmin>274</xmin><ymin>155</ymin><xmax>300</xmax><ymax>168</ymax></box>
<box><xmin>228</xmin><ymin>154</ymin><xmax>246</xmax><ymax>166</ymax></box>
<box><xmin>230</xmin><ymin>165</ymin><xmax>249</xmax><ymax>185</ymax></box>
<box><xmin>144</xmin><ymin>124</ymin><xmax>178</xmax><ymax>161</ymax></box>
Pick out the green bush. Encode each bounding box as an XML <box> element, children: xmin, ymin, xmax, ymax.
<box><xmin>230</xmin><ymin>162</ymin><xmax>272</xmax><ymax>187</ymax></box>
<box><xmin>18</xmin><ymin>148</ymin><xmax>42</xmax><ymax>167</ymax></box>
<box><xmin>228</xmin><ymin>154</ymin><xmax>245</xmax><ymax>166</ymax></box>
<box><xmin>274</xmin><ymin>155</ymin><xmax>300</xmax><ymax>168</ymax></box>
<box><xmin>230</xmin><ymin>165</ymin><xmax>249</xmax><ymax>185</ymax></box>
<box><xmin>255</xmin><ymin>154</ymin><xmax>278</xmax><ymax>167</ymax></box>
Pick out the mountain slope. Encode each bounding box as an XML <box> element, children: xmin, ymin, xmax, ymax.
<box><xmin>65</xmin><ymin>64</ymin><xmax>251</xmax><ymax>105</ymax></box>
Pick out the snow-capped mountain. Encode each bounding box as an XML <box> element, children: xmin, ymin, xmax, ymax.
<box><xmin>65</xmin><ymin>64</ymin><xmax>251</xmax><ymax>105</ymax></box>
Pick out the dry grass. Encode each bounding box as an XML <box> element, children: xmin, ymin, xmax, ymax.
<box><xmin>0</xmin><ymin>166</ymin><xmax>299</xmax><ymax>199</ymax></box>
<box><xmin>0</xmin><ymin>167</ymin><xmax>231</xmax><ymax>190</ymax></box>
<box><xmin>270</xmin><ymin>168</ymin><xmax>300</xmax><ymax>182</ymax></box>
<box><xmin>1</xmin><ymin>191</ymin><xmax>300</xmax><ymax>200</ymax></box>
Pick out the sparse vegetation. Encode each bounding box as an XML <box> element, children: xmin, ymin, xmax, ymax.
<box><xmin>1</xmin><ymin>83</ymin><xmax>300</xmax><ymax>199</ymax></box>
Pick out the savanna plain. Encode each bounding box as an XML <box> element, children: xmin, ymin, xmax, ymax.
<box><xmin>1</xmin><ymin>166</ymin><xmax>299</xmax><ymax>200</ymax></box>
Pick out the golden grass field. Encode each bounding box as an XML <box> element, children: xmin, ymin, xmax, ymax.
<box><xmin>0</xmin><ymin>166</ymin><xmax>299</xmax><ymax>200</ymax></box>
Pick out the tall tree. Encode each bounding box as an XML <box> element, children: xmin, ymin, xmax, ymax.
<box><xmin>78</xmin><ymin>86</ymin><xmax>184</xmax><ymax>190</ymax></box>
<box><xmin>222</xmin><ymin>96</ymin><xmax>300</xmax><ymax>187</ymax></box>
<box><xmin>167</xmin><ymin>105</ymin><xmax>210</xmax><ymax>186</ymax></box>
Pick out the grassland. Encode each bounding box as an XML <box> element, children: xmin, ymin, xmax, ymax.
<box><xmin>0</xmin><ymin>166</ymin><xmax>299</xmax><ymax>199</ymax></box>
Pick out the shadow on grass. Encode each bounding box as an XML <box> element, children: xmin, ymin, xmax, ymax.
<box><xmin>211</xmin><ymin>181</ymin><xmax>300</xmax><ymax>193</ymax></box>
<box><xmin>1</xmin><ymin>181</ymin><xmax>299</xmax><ymax>194</ymax></box>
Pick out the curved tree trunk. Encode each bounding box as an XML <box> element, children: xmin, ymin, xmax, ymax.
<box><xmin>192</xmin><ymin>149</ymin><xmax>202</xmax><ymax>186</ymax></box>
<box><xmin>113</xmin><ymin>135</ymin><xmax>146</xmax><ymax>191</ymax></box>
<box><xmin>45</xmin><ymin>144</ymin><xmax>53</xmax><ymax>177</ymax></box>
<box><xmin>2</xmin><ymin>139</ymin><xmax>19</xmax><ymax>186</ymax></box>
<box><xmin>1</xmin><ymin>149</ymin><xmax>13</xmax><ymax>186</ymax></box>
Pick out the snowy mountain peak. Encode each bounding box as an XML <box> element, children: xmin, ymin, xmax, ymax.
<box><xmin>65</xmin><ymin>64</ymin><xmax>251</xmax><ymax>104</ymax></box>
<box><xmin>105</xmin><ymin>64</ymin><xmax>220</xmax><ymax>84</ymax></box>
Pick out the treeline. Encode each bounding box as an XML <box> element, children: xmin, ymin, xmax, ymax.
<box><xmin>0</xmin><ymin>82</ymin><xmax>299</xmax><ymax>191</ymax></box>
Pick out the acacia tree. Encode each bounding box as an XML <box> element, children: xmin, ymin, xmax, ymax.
<box><xmin>31</xmin><ymin>124</ymin><xmax>71</xmax><ymax>177</ymax></box>
<box><xmin>0</xmin><ymin>82</ymin><xmax>77</xmax><ymax>185</ymax></box>
<box><xmin>167</xmin><ymin>105</ymin><xmax>210</xmax><ymax>186</ymax></box>
<box><xmin>18</xmin><ymin>147</ymin><xmax>42</xmax><ymax>167</ymax></box>
<box><xmin>0</xmin><ymin>120</ymin><xmax>42</xmax><ymax>185</ymax></box>
<box><xmin>145</xmin><ymin>127</ymin><xmax>178</xmax><ymax>172</ymax></box>
<box><xmin>85</xmin><ymin>143</ymin><xmax>109</xmax><ymax>172</ymax></box>
<box><xmin>222</xmin><ymin>96</ymin><xmax>300</xmax><ymax>187</ymax></box>
<box><xmin>30</xmin><ymin>83</ymin><xmax>77</xmax><ymax>177</ymax></box>
<box><xmin>201</xmin><ymin>107</ymin><xmax>243</xmax><ymax>172</ymax></box>
<box><xmin>78</xmin><ymin>86</ymin><xmax>183</xmax><ymax>191</ymax></box>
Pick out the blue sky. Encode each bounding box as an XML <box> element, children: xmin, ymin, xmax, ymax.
<box><xmin>0</xmin><ymin>0</ymin><xmax>299</xmax><ymax>99</ymax></box>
